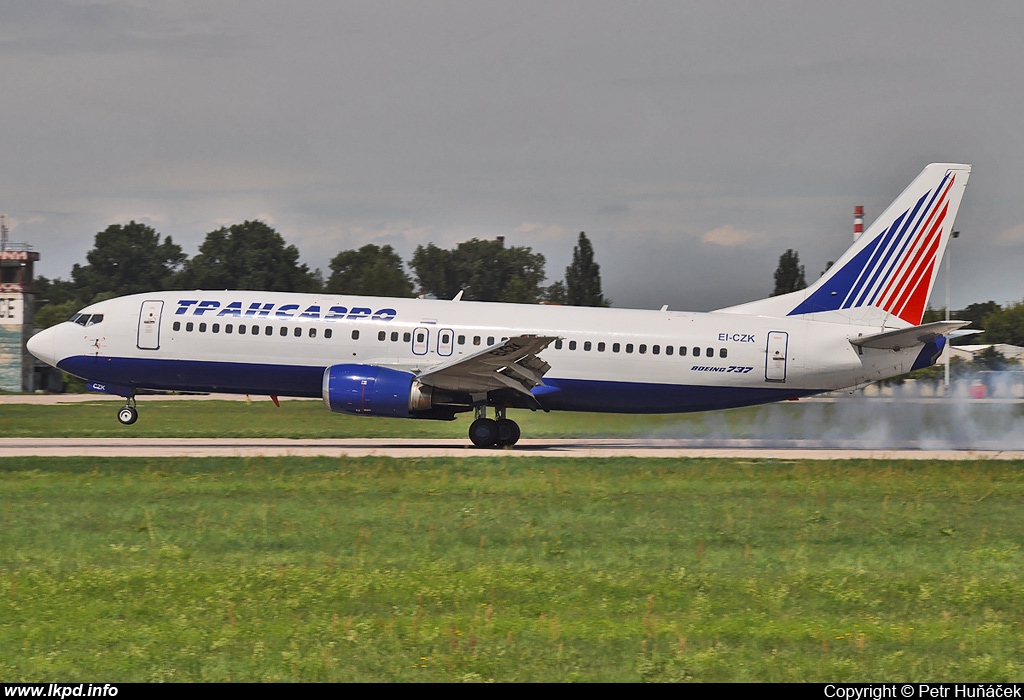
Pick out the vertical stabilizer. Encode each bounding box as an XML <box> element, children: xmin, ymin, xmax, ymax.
<box><xmin>716</xmin><ymin>163</ymin><xmax>971</xmax><ymax>327</ymax></box>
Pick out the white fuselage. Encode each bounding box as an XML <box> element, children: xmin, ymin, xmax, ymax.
<box><xmin>30</xmin><ymin>290</ymin><xmax>927</xmax><ymax>415</ymax></box>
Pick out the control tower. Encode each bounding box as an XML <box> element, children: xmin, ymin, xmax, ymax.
<box><xmin>0</xmin><ymin>215</ymin><xmax>40</xmax><ymax>392</ymax></box>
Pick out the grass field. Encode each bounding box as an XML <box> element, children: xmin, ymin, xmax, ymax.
<box><xmin>3</xmin><ymin>454</ymin><xmax>1024</xmax><ymax>681</ymax></box>
<box><xmin>3</xmin><ymin>397</ymin><xmax>1024</xmax><ymax>444</ymax></box>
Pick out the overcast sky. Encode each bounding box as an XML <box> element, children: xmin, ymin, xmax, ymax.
<box><xmin>3</xmin><ymin>0</ymin><xmax>1023</xmax><ymax>311</ymax></box>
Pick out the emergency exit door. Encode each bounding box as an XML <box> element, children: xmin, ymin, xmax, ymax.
<box><xmin>137</xmin><ymin>300</ymin><xmax>163</xmax><ymax>350</ymax></box>
<box><xmin>765</xmin><ymin>331</ymin><xmax>788</xmax><ymax>382</ymax></box>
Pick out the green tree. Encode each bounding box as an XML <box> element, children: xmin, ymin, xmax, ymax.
<box><xmin>410</xmin><ymin>238</ymin><xmax>547</xmax><ymax>303</ymax></box>
<box><xmin>326</xmin><ymin>244</ymin><xmax>413</xmax><ymax>297</ymax></box>
<box><xmin>772</xmin><ymin>249</ymin><xmax>806</xmax><ymax>296</ymax></box>
<box><xmin>178</xmin><ymin>220</ymin><xmax>319</xmax><ymax>292</ymax></box>
<box><xmin>71</xmin><ymin>222</ymin><xmax>186</xmax><ymax>303</ymax></box>
<box><xmin>544</xmin><ymin>280</ymin><xmax>567</xmax><ymax>305</ymax></box>
<box><xmin>564</xmin><ymin>231</ymin><xmax>610</xmax><ymax>307</ymax></box>
<box><xmin>980</xmin><ymin>300</ymin><xmax>1024</xmax><ymax>346</ymax></box>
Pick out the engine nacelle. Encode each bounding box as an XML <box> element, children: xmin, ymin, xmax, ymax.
<box><xmin>322</xmin><ymin>364</ymin><xmax>433</xmax><ymax>417</ymax></box>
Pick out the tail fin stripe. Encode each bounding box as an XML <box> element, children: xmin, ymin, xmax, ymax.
<box><xmin>895</xmin><ymin>232</ymin><xmax>942</xmax><ymax>322</ymax></box>
<box><xmin>875</xmin><ymin>179</ymin><xmax>952</xmax><ymax>310</ymax></box>
<box><xmin>888</xmin><ymin>203</ymin><xmax>948</xmax><ymax>319</ymax></box>
<box><xmin>847</xmin><ymin>193</ymin><xmax>929</xmax><ymax>309</ymax></box>
<box><xmin>851</xmin><ymin>171</ymin><xmax>951</xmax><ymax>310</ymax></box>
<box><xmin>880</xmin><ymin>199</ymin><xmax>947</xmax><ymax>312</ymax></box>
<box><xmin>841</xmin><ymin>211</ymin><xmax>908</xmax><ymax>309</ymax></box>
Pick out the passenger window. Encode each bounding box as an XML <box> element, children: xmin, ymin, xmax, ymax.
<box><xmin>309</xmin><ymin>328</ymin><xmax>317</xmax><ymax>338</ymax></box>
<box><xmin>666</xmin><ymin>346</ymin><xmax>673</xmax><ymax>356</ymax></box>
<box><xmin>294</xmin><ymin>327</ymin><xmax>302</xmax><ymax>337</ymax></box>
<box><xmin>584</xmin><ymin>341</ymin><xmax>592</xmax><ymax>351</ymax></box>
<box><xmin>613</xmin><ymin>343</ymin><xmax>620</xmax><ymax>353</ymax></box>
<box><xmin>324</xmin><ymin>328</ymin><xmax>332</xmax><ymax>339</ymax></box>
<box><xmin>391</xmin><ymin>332</ymin><xmax>399</xmax><ymax>342</ymax></box>
<box><xmin>693</xmin><ymin>347</ymin><xmax>700</xmax><ymax>356</ymax></box>
<box><xmin>265</xmin><ymin>326</ymin><xmax>273</xmax><ymax>336</ymax></box>
<box><xmin>378</xmin><ymin>331</ymin><xmax>386</xmax><ymax>341</ymax></box>
<box><xmin>252</xmin><ymin>325</ymin><xmax>260</xmax><ymax>334</ymax></box>
<box><xmin>199</xmin><ymin>323</ymin><xmax>207</xmax><ymax>332</ymax></box>
<box><xmin>351</xmin><ymin>330</ymin><xmax>359</xmax><ymax>340</ymax></box>
<box><xmin>457</xmin><ymin>335</ymin><xmax>466</xmax><ymax>345</ymax></box>
<box><xmin>639</xmin><ymin>344</ymin><xmax>647</xmax><ymax>354</ymax></box>
<box><xmin>569</xmin><ymin>340</ymin><xmax>577</xmax><ymax>351</ymax></box>
<box><xmin>706</xmin><ymin>347</ymin><xmax>714</xmax><ymax>357</ymax></box>
<box><xmin>404</xmin><ymin>332</ymin><xmax>412</xmax><ymax>342</ymax></box>
<box><xmin>720</xmin><ymin>348</ymin><xmax>728</xmax><ymax>358</ymax></box>
<box><xmin>226</xmin><ymin>324</ymin><xmax>233</xmax><ymax>334</ymax></box>
<box><xmin>239</xmin><ymin>325</ymin><xmax>246</xmax><ymax>335</ymax></box>
<box><xmin>555</xmin><ymin>339</ymin><xmax>563</xmax><ymax>349</ymax></box>
<box><xmin>186</xmin><ymin>322</ymin><xmax>194</xmax><ymax>332</ymax></box>
<box><xmin>487</xmin><ymin>336</ymin><xmax>495</xmax><ymax>345</ymax></box>
<box><xmin>679</xmin><ymin>346</ymin><xmax>686</xmax><ymax>356</ymax></box>
<box><xmin>652</xmin><ymin>345</ymin><xmax>660</xmax><ymax>355</ymax></box>
<box><xmin>473</xmin><ymin>336</ymin><xmax>481</xmax><ymax>346</ymax></box>
<box><xmin>626</xmin><ymin>344</ymin><xmax>634</xmax><ymax>353</ymax></box>
<box><xmin>212</xmin><ymin>323</ymin><xmax>220</xmax><ymax>333</ymax></box>
<box><xmin>173</xmin><ymin>321</ymin><xmax>181</xmax><ymax>331</ymax></box>
<box><xmin>280</xmin><ymin>326</ymin><xmax>288</xmax><ymax>337</ymax></box>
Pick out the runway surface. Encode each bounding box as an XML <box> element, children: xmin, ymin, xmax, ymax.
<box><xmin>3</xmin><ymin>437</ymin><xmax>1023</xmax><ymax>460</ymax></box>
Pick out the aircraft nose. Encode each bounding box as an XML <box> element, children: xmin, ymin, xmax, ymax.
<box><xmin>27</xmin><ymin>325</ymin><xmax>58</xmax><ymax>368</ymax></box>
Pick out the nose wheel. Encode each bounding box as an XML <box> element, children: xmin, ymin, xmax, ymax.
<box><xmin>468</xmin><ymin>405</ymin><xmax>520</xmax><ymax>448</ymax></box>
<box><xmin>117</xmin><ymin>397</ymin><xmax>138</xmax><ymax>425</ymax></box>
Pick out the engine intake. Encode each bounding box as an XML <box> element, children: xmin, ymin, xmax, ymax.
<box><xmin>322</xmin><ymin>364</ymin><xmax>433</xmax><ymax>417</ymax></box>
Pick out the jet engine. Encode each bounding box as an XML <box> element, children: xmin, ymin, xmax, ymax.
<box><xmin>322</xmin><ymin>364</ymin><xmax>435</xmax><ymax>417</ymax></box>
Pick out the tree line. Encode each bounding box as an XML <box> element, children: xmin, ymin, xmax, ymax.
<box><xmin>33</xmin><ymin>221</ymin><xmax>610</xmax><ymax>329</ymax></box>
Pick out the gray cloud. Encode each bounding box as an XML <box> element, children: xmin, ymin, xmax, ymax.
<box><xmin>2</xmin><ymin>0</ymin><xmax>1022</xmax><ymax>310</ymax></box>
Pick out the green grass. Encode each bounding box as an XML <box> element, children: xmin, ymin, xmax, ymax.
<box><xmin>0</xmin><ymin>399</ymin><xmax>718</xmax><ymax>438</ymax></box>
<box><xmin>3</xmin><ymin>397</ymin><xmax>1023</xmax><ymax>440</ymax></box>
<box><xmin>2</xmin><ymin>456</ymin><xmax>1024</xmax><ymax>681</ymax></box>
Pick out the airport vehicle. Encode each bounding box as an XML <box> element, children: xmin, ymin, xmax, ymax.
<box><xmin>27</xmin><ymin>163</ymin><xmax>971</xmax><ymax>447</ymax></box>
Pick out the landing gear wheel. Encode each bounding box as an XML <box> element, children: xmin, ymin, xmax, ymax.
<box><xmin>496</xmin><ymin>419</ymin><xmax>521</xmax><ymax>447</ymax></box>
<box><xmin>117</xmin><ymin>406</ymin><xmax>138</xmax><ymax>425</ymax></box>
<box><xmin>469</xmin><ymin>418</ymin><xmax>499</xmax><ymax>448</ymax></box>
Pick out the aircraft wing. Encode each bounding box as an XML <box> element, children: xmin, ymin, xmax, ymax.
<box><xmin>416</xmin><ymin>335</ymin><xmax>558</xmax><ymax>396</ymax></box>
<box><xmin>849</xmin><ymin>320</ymin><xmax>971</xmax><ymax>350</ymax></box>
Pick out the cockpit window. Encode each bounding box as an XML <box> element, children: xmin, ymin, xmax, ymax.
<box><xmin>69</xmin><ymin>313</ymin><xmax>104</xmax><ymax>327</ymax></box>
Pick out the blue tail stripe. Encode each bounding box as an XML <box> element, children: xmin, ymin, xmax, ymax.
<box><xmin>842</xmin><ymin>211</ymin><xmax>906</xmax><ymax>309</ymax></box>
<box><xmin>849</xmin><ymin>191</ymin><xmax>929</xmax><ymax>308</ymax></box>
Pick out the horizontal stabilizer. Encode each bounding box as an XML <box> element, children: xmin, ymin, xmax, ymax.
<box><xmin>850</xmin><ymin>320</ymin><xmax>970</xmax><ymax>350</ymax></box>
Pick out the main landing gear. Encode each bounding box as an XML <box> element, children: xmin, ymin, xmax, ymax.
<box><xmin>468</xmin><ymin>405</ymin><xmax>521</xmax><ymax>448</ymax></box>
<box><xmin>117</xmin><ymin>395</ymin><xmax>138</xmax><ymax>425</ymax></box>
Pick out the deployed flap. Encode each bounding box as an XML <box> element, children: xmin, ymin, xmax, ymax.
<box><xmin>850</xmin><ymin>320</ymin><xmax>970</xmax><ymax>350</ymax></box>
<box><xmin>416</xmin><ymin>335</ymin><xmax>558</xmax><ymax>396</ymax></box>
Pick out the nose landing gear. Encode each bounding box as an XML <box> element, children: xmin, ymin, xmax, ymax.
<box><xmin>468</xmin><ymin>405</ymin><xmax>520</xmax><ymax>448</ymax></box>
<box><xmin>117</xmin><ymin>396</ymin><xmax>138</xmax><ymax>425</ymax></box>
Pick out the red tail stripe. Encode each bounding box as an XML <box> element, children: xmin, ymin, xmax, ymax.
<box><xmin>876</xmin><ymin>175</ymin><xmax>954</xmax><ymax>310</ymax></box>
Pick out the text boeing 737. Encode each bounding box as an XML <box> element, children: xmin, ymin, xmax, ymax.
<box><xmin>28</xmin><ymin>163</ymin><xmax>972</xmax><ymax>447</ymax></box>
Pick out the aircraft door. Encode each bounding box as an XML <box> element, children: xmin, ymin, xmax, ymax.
<box><xmin>437</xmin><ymin>328</ymin><xmax>454</xmax><ymax>357</ymax></box>
<box><xmin>412</xmin><ymin>327</ymin><xmax>430</xmax><ymax>356</ymax></box>
<box><xmin>137</xmin><ymin>300</ymin><xmax>164</xmax><ymax>350</ymax></box>
<box><xmin>765</xmin><ymin>331</ymin><xmax>788</xmax><ymax>382</ymax></box>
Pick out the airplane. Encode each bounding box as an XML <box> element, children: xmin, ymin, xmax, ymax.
<box><xmin>27</xmin><ymin>163</ymin><xmax>972</xmax><ymax>447</ymax></box>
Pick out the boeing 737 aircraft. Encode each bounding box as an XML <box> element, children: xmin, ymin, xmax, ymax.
<box><xmin>28</xmin><ymin>163</ymin><xmax>972</xmax><ymax>447</ymax></box>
